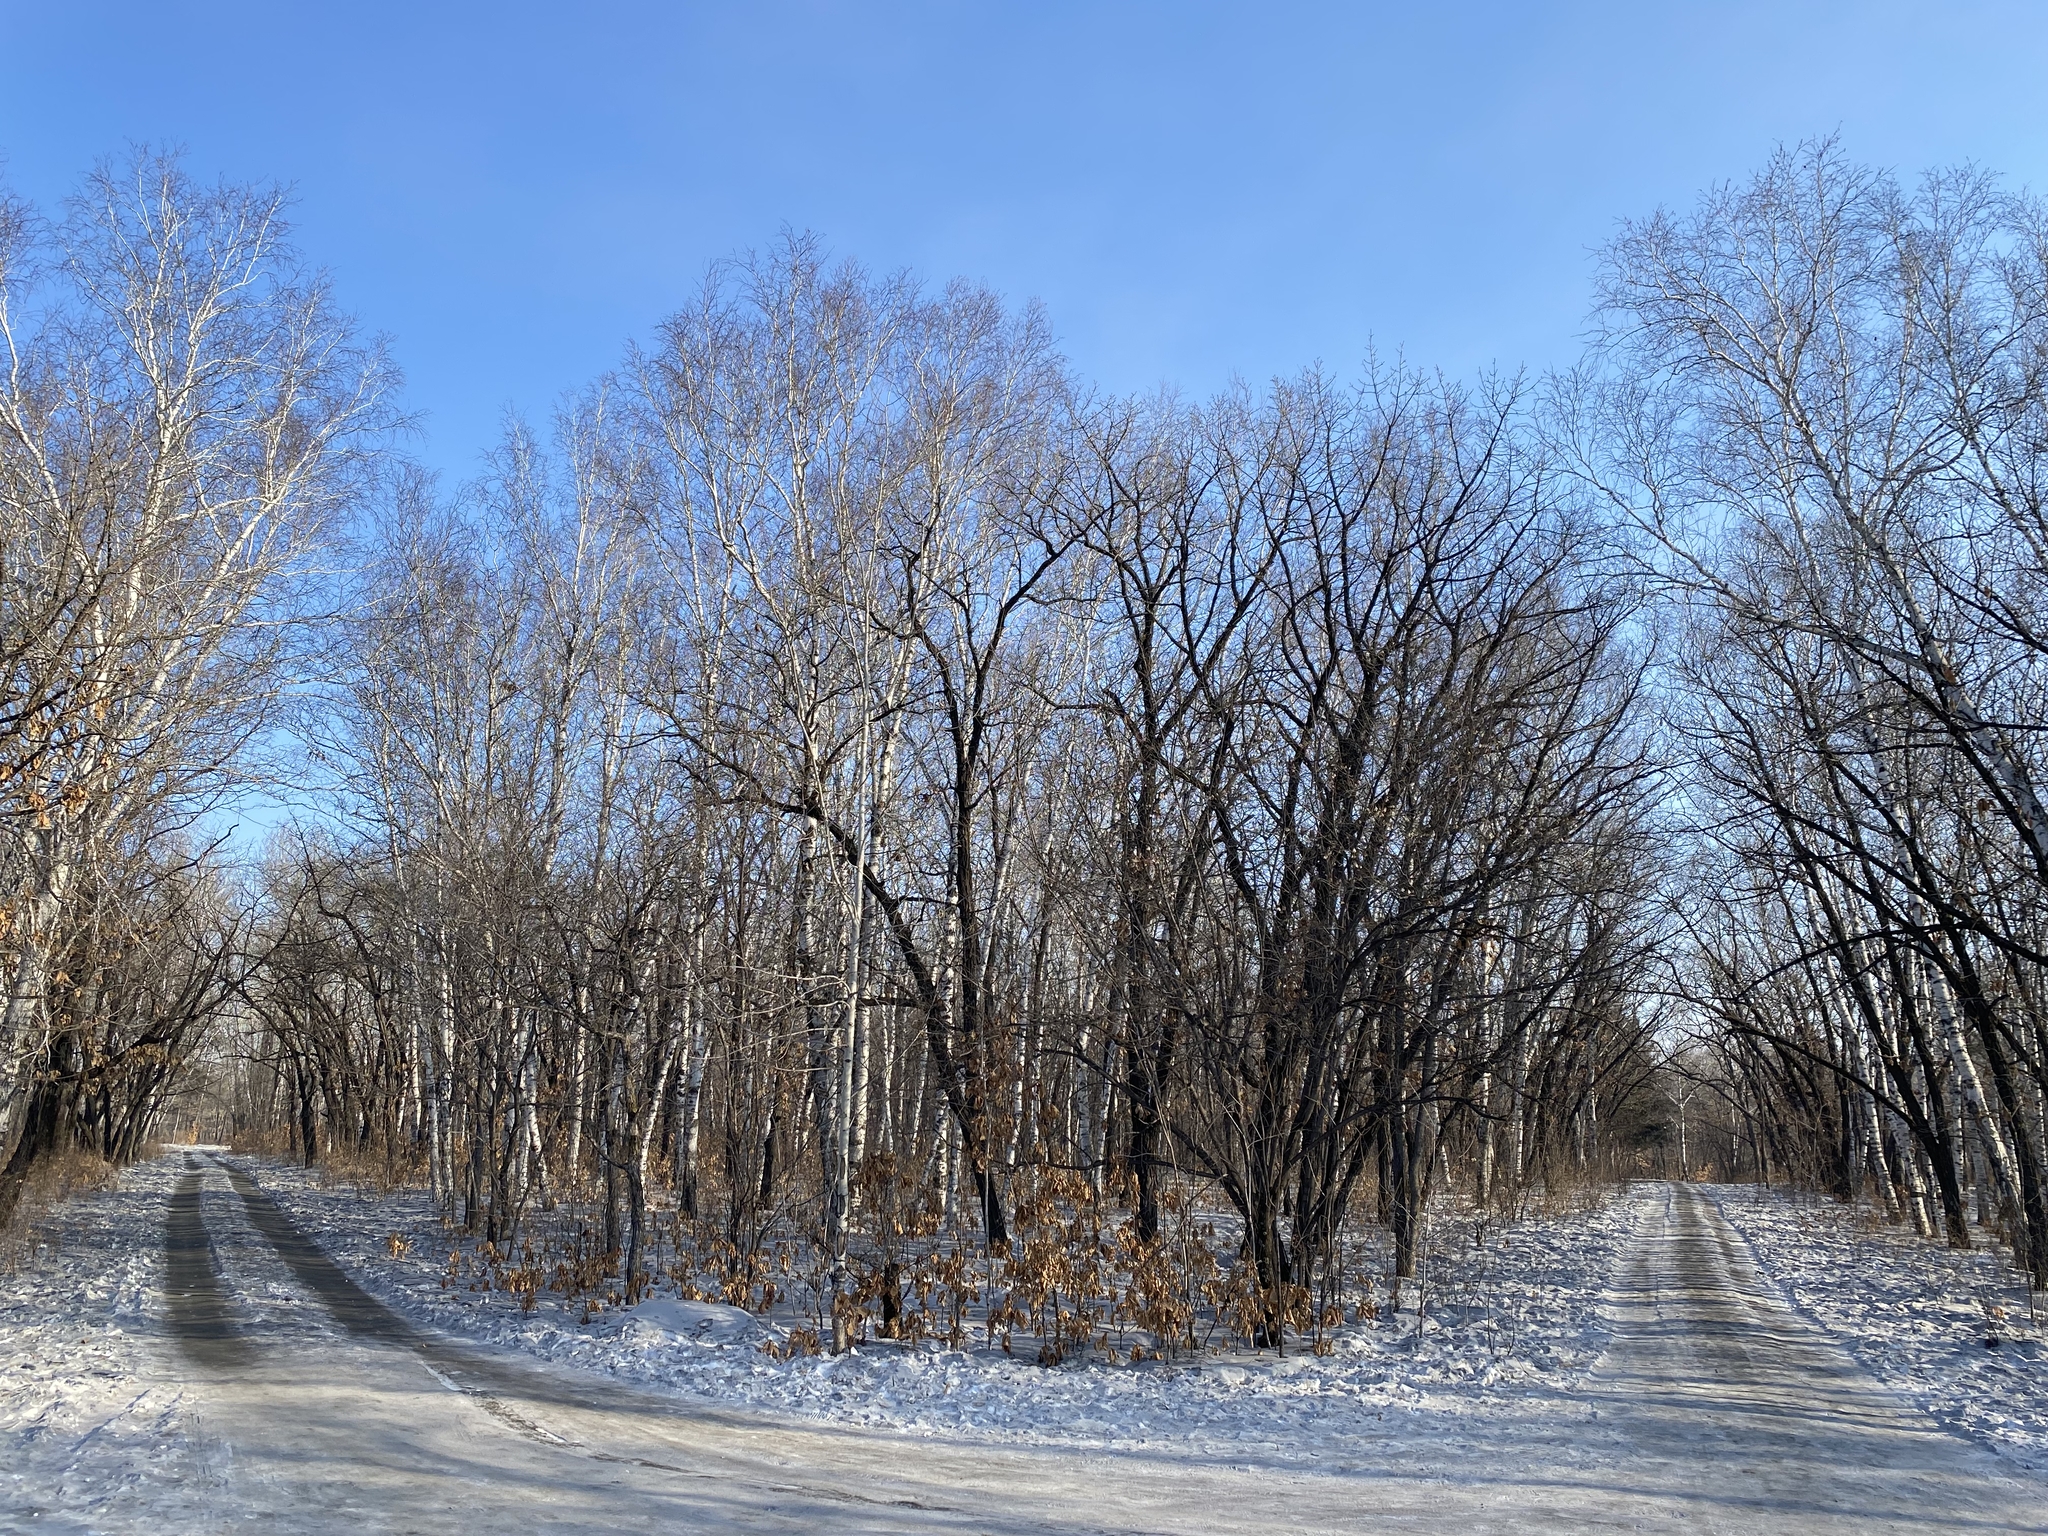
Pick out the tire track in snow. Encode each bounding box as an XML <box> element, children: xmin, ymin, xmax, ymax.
<box><xmin>205</xmin><ymin>1156</ymin><xmax>988</xmax><ymax>1522</ymax></box>
<box><xmin>163</xmin><ymin>1160</ymin><xmax>251</xmax><ymax>1371</ymax></box>
<box><xmin>209</xmin><ymin>1156</ymin><xmax>579</xmax><ymax>1451</ymax></box>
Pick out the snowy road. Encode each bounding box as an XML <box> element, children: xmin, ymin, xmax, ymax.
<box><xmin>1584</xmin><ymin>1182</ymin><xmax>2045</xmax><ymax>1531</ymax></box>
<box><xmin>11</xmin><ymin>1163</ymin><xmax>2047</xmax><ymax>1534</ymax></box>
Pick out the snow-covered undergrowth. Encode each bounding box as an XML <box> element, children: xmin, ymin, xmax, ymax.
<box><xmin>1711</xmin><ymin>1184</ymin><xmax>2048</xmax><ymax>1467</ymax></box>
<box><xmin>0</xmin><ymin>1155</ymin><xmax>228</xmax><ymax>1533</ymax></box>
<box><xmin>256</xmin><ymin>1159</ymin><xmax>1648</xmax><ymax>1453</ymax></box>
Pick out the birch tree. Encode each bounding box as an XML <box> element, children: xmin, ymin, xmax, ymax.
<box><xmin>0</xmin><ymin>154</ymin><xmax>391</xmax><ymax>1220</ymax></box>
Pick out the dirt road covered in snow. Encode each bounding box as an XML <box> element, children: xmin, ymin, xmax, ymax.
<box><xmin>7</xmin><ymin>1160</ymin><xmax>2044</xmax><ymax>1535</ymax></box>
<box><xmin>1582</xmin><ymin>1182</ymin><xmax>2043</xmax><ymax>1530</ymax></box>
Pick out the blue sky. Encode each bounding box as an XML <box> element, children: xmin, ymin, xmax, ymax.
<box><xmin>4</xmin><ymin>1</ymin><xmax>2046</xmax><ymax>477</ymax></box>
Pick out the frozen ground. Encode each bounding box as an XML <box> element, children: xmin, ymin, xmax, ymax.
<box><xmin>3</xmin><ymin>1157</ymin><xmax>2045</xmax><ymax>1533</ymax></box>
<box><xmin>252</xmin><ymin>1159</ymin><xmax>1645</xmax><ymax>1455</ymax></box>
<box><xmin>1710</xmin><ymin>1184</ymin><xmax>2048</xmax><ymax>1466</ymax></box>
<box><xmin>0</xmin><ymin>1154</ymin><xmax>231</xmax><ymax>1534</ymax></box>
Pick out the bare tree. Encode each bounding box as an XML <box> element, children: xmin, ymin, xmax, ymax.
<box><xmin>0</xmin><ymin>154</ymin><xmax>391</xmax><ymax>1219</ymax></box>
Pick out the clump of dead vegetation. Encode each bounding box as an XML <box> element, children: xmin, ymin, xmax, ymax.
<box><xmin>0</xmin><ymin>1147</ymin><xmax>122</xmax><ymax>1271</ymax></box>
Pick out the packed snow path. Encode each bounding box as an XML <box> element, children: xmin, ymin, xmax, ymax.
<box><xmin>1590</xmin><ymin>1183</ymin><xmax>2043</xmax><ymax>1530</ymax></box>
<box><xmin>11</xmin><ymin>1161</ymin><xmax>2046</xmax><ymax>1533</ymax></box>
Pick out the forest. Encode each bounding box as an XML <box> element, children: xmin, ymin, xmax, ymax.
<box><xmin>6</xmin><ymin>139</ymin><xmax>2048</xmax><ymax>1359</ymax></box>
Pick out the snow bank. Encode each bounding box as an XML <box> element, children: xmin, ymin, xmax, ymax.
<box><xmin>620</xmin><ymin>1297</ymin><xmax>760</xmax><ymax>1346</ymax></box>
<box><xmin>252</xmin><ymin>1160</ymin><xmax>1650</xmax><ymax>1456</ymax></box>
<box><xmin>1709</xmin><ymin>1184</ymin><xmax>2048</xmax><ymax>1468</ymax></box>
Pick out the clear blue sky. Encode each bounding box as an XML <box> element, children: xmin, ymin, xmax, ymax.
<box><xmin>4</xmin><ymin>1</ymin><xmax>2045</xmax><ymax>477</ymax></box>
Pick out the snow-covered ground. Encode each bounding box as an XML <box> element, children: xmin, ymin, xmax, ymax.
<box><xmin>16</xmin><ymin>1163</ymin><xmax>2048</xmax><ymax>1531</ymax></box>
<box><xmin>1710</xmin><ymin>1184</ymin><xmax>2048</xmax><ymax>1468</ymax></box>
<box><xmin>11</xmin><ymin>1156</ymin><xmax>2048</xmax><ymax>1534</ymax></box>
<box><xmin>253</xmin><ymin>1160</ymin><xmax>1648</xmax><ymax>1456</ymax></box>
<box><xmin>0</xmin><ymin>1155</ymin><xmax>231</xmax><ymax>1534</ymax></box>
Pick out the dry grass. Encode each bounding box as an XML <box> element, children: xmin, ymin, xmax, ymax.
<box><xmin>0</xmin><ymin>1146</ymin><xmax>121</xmax><ymax>1271</ymax></box>
<box><xmin>317</xmin><ymin>1142</ymin><xmax>427</xmax><ymax>1199</ymax></box>
<box><xmin>229</xmin><ymin>1126</ymin><xmax>293</xmax><ymax>1159</ymax></box>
